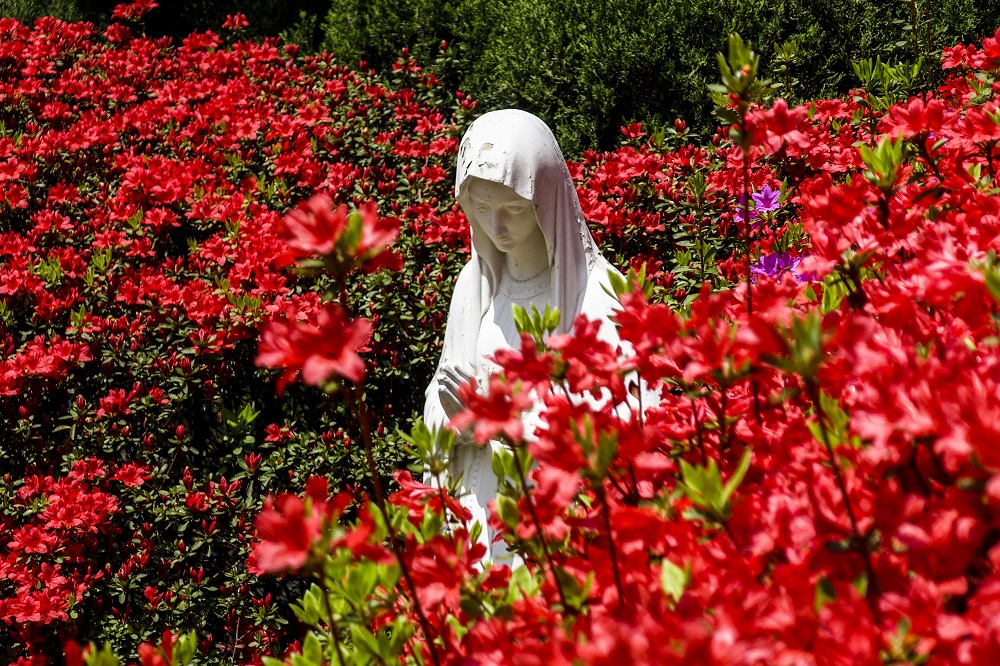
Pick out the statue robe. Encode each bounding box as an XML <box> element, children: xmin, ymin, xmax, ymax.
<box><xmin>423</xmin><ymin>109</ymin><xmax>626</xmax><ymax>563</ymax></box>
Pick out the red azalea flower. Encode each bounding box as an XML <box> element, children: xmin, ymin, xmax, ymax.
<box><xmin>256</xmin><ymin>303</ymin><xmax>372</xmax><ymax>392</ymax></box>
<box><xmin>68</xmin><ymin>457</ymin><xmax>105</xmax><ymax>481</ymax></box>
<box><xmin>279</xmin><ymin>194</ymin><xmax>349</xmax><ymax>259</ymax></box>
<box><xmin>492</xmin><ymin>331</ymin><xmax>556</xmax><ymax>394</ymax></box>
<box><xmin>250</xmin><ymin>477</ymin><xmax>349</xmax><ymax>574</ymax></box>
<box><xmin>185</xmin><ymin>492</ymin><xmax>209</xmax><ymax>513</ymax></box>
<box><xmin>389</xmin><ymin>470</ymin><xmax>473</xmax><ymax>522</ymax></box>
<box><xmin>222</xmin><ymin>13</ymin><xmax>249</xmax><ymax>30</ymax></box>
<box><xmin>982</xmin><ymin>26</ymin><xmax>1000</xmax><ymax>69</ymax></box>
<box><xmin>111</xmin><ymin>0</ymin><xmax>158</xmax><ymax>20</ymax></box>
<box><xmin>354</xmin><ymin>201</ymin><xmax>403</xmax><ymax>273</ymax></box>
<box><xmin>63</xmin><ymin>642</ymin><xmax>88</xmax><ymax>666</ymax></box>
<box><xmin>111</xmin><ymin>463</ymin><xmax>150</xmax><ymax>487</ymax></box>
<box><xmin>8</xmin><ymin>525</ymin><xmax>57</xmax><ymax>554</ymax></box>
<box><xmin>450</xmin><ymin>376</ymin><xmax>533</xmax><ymax>444</ymax></box>
<box><xmin>249</xmin><ymin>493</ymin><xmax>324</xmax><ymax>574</ymax></box>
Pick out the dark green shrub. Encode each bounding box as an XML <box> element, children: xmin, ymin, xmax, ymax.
<box><xmin>7</xmin><ymin>0</ymin><xmax>998</xmax><ymax>152</ymax></box>
<box><xmin>315</xmin><ymin>0</ymin><xmax>1000</xmax><ymax>152</ymax></box>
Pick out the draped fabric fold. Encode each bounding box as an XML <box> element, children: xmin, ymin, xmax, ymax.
<box><xmin>423</xmin><ymin>109</ymin><xmax>626</xmax><ymax>563</ymax></box>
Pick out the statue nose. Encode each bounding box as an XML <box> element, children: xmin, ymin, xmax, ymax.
<box><xmin>488</xmin><ymin>212</ymin><xmax>506</xmax><ymax>238</ymax></box>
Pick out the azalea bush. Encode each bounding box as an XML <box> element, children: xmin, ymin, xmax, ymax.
<box><xmin>13</xmin><ymin>1</ymin><xmax>1000</xmax><ymax>664</ymax></box>
<box><xmin>212</xmin><ymin>28</ymin><xmax>1000</xmax><ymax>666</ymax></box>
<box><xmin>0</xmin><ymin>2</ymin><xmax>476</xmax><ymax>659</ymax></box>
<box><xmin>0</xmin><ymin>2</ymin><xmax>741</xmax><ymax>662</ymax></box>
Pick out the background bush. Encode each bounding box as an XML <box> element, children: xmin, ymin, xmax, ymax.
<box><xmin>317</xmin><ymin>0</ymin><xmax>1000</xmax><ymax>152</ymax></box>
<box><xmin>4</xmin><ymin>0</ymin><xmax>999</xmax><ymax>152</ymax></box>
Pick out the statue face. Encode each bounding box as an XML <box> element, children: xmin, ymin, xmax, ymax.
<box><xmin>463</xmin><ymin>178</ymin><xmax>540</xmax><ymax>253</ymax></box>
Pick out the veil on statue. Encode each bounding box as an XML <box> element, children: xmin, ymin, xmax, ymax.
<box><xmin>424</xmin><ymin>109</ymin><xmax>623</xmax><ymax>431</ymax></box>
<box><xmin>423</xmin><ymin>109</ymin><xmax>628</xmax><ymax>564</ymax></box>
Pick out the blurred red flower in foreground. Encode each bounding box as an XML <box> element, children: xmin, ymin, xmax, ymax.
<box><xmin>278</xmin><ymin>194</ymin><xmax>403</xmax><ymax>273</ymax></box>
<box><xmin>249</xmin><ymin>493</ymin><xmax>323</xmax><ymax>574</ymax></box>
<box><xmin>138</xmin><ymin>630</ymin><xmax>176</xmax><ymax>666</ymax></box>
<box><xmin>450</xmin><ymin>376</ymin><xmax>533</xmax><ymax>444</ymax></box>
<box><xmin>354</xmin><ymin>201</ymin><xmax>404</xmax><ymax>273</ymax></box>
<box><xmin>249</xmin><ymin>478</ymin><xmax>350</xmax><ymax>574</ymax></box>
<box><xmin>256</xmin><ymin>303</ymin><xmax>372</xmax><ymax>393</ymax></box>
<box><xmin>279</xmin><ymin>194</ymin><xmax>348</xmax><ymax>259</ymax></box>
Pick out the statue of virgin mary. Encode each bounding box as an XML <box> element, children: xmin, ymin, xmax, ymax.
<box><xmin>423</xmin><ymin>109</ymin><xmax>626</xmax><ymax>564</ymax></box>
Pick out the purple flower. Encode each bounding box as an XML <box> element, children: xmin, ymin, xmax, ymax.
<box><xmin>751</xmin><ymin>252</ymin><xmax>803</xmax><ymax>281</ymax></box>
<box><xmin>736</xmin><ymin>194</ymin><xmax>759</xmax><ymax>223</ymax></box>
<box><xmin>751</xmin><ymin>184</ymin><xmax>781</xmax><ymax>214</ymax></box>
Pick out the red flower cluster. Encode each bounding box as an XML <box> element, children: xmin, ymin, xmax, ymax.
<box><xmin>256</xmin><ymin>302</ymin><xmax>373</xmax><ymax>392</ymax></box>
<box><xmin>450</xmin><ymin>376</ymin><xmax>534</xmax><ymax>444</ymax></box>
<box><xmin>249</xmin><ymin>478</ymin><xmax>352</xmax><ymax>574</ymax></box>
<box><xmin>253</xmin><ymin>29</ymin><xmax>1000</xmax><ymax>666</ymax></box>
<box><xmin>277</xmin><ymin>195</ymin><xmax>403</xmax><ymax>274</ymax></box>
<box><xmin>0</xmin><ymin>5</ymin><xmax>471</xmax><ymax>661</ymax></box>
<box><xmin>0</xmin><ymin>462</ymin><xmax>117</xmax><ymax>647</ymax></box>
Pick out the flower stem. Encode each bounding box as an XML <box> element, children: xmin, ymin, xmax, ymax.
<box><xmin>807</xmin><ymin>381</ymin><xmax>878</xmax><ymax>601</ymax></box>
<box><xmin>509</xmin><ymin>443</ymin><xmax>571</xmax><ymax>611</ymax></box>
<box><xmin>595</xmin><ymin>485</ymin><xmax>625</xmax><ymax>607</ymax></box>
<box><xmin>690</xmin><ymin>395</ymin><xmax>707</xmax><ymax>465</ymax></box>
<box><xmin>344</xmin><ymin>385</ymin><xmax>444</xmax><ymax>666</ymax></box>
<box><xmin>318</xmin><ymin>576</ymin><xmax>349</xmax><ymax>666</ymax></box>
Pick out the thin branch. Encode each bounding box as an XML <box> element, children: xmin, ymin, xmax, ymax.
<box><xmin>509</xmin><ymin>443</ymin><xmax>572</xmax><ymax>611</ymax></box>
<box><xmin>807</xmin><ymin>380</ymin><xmax>879</xmax><ymax>602</ymax></box>
<box><xmin>595</xmin><ymin>485</ymin><xmax>625</xmax><ymax>608</ymax></box>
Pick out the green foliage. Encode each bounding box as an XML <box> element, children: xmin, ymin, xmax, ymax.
<box><xmin>320</xmin><ymin>0</ymin><xmax>465</xmax><ymax>70</ymax></box>
<box><xmin>0</xmin><ymin>0</ymin><xmax>89</xmax><ymax>22</ymax></box>
<box><xmin>511</xmin><ymin>303</ymin><xmax>560</xmax><ymax>342</ymax></box>
<box><xmin>677</xmin><ymin>446</ymin><xmax>752</xmax><ymax>521</ymax></box>
<box><xmin>710</xmin><ymin>33</ymin><xmax>771</xmax><ymax>149</ymax></box>
<box><xmin>6</xmin><ymin>0</ymin><xmax>1000</xmax><ymax>152</ymax></box>
<box><xmin>313</xmin><ymin>0</ymin><xmax>1000</xmax><ymax>153</ymax></box>
<box><xmin>660</xmin><ymin>558</ymin><xmax>689</xmax><ymax>602</ymax></box>
<box><xmin>860</xmin><ymin>136</ymin><xmax>907</xmax><ymax>191</ymax></box>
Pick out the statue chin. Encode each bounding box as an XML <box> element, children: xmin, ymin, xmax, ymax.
<box><xmin>423</xmin><ymin>109</ymin><xmax>628</xmax><ymax>566</ymax></box>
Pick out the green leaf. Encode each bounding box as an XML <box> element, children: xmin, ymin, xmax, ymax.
<box><xmin>171</xmin><ymin>631</ymin><xmax>198</xmax><ymax>665</ymax></box>
<box><xmin>606</xmin><ymin>270</ymin><xmax>626</xmax><ymax>298</ymax></box>
<box><xmin>853</xmin><ymin>571</ymin><xmax>869</xmax><ymax>598</ymax></box>
<box><xmin>302</xmin><ymin>631</ymin><xmax>323</xmax><ymax>666</ymax></box>
<box><xmin>350</xmin><ymin>624</ymin><xmax>383</xmax><ymax>659</ymax></box>
<box><xmin>660</xmin><ymin>559</ymin><xmax>688</xmax><ymax>602</ymax></box>
<box><xmin>512</xmin><ymin>304</ymin><xmax>530</xmax><ymax>335</ymax></box>
<box><xmin>83</xmin><ymin>643</ymin><xmax>121</xmax><ymax>666</ymax></box>
<box><xmin>291</xmin><ymin>583</ymin><xmax>324</xmax><ymax>625</ymax></box>
<box><xmin>496</xmin><ymin>493</ymin><xmax>519</xmax><ymax>529</ymax></box>
<box><xmin>721</xmin><ymin>447</ymin><xmax>752</xmax><ymax>507</ymax></box>
<box><xmin>814</xmin><ymin>576</ymin><xmax>837</xmax><ymax>611</ymax></box>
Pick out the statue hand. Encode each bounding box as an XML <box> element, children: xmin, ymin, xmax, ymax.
<box><xmin>437</xmin><ymin>365</ymin><xmax>476</xmax><ymax>421</ymax></box>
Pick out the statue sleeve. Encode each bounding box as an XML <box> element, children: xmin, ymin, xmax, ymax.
<box><xmin>423</xmin><ymin>259</ymin><xmax>482</xmax><ymax>432</ymax></box>
<box><xmin>422</xmin><ymin>259</ymin><xmax>483</xmax><ymax>485</ymax></box>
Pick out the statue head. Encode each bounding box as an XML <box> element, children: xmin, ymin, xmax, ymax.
<box><xmin>454</xmin><ymin>110</ymin><xmax>598</xmax><ymax>325</ymax></box>
<box><xmin>461</xmin><ymin>176</ymin><xmax>544</xmax><ymax>256</ymax></box>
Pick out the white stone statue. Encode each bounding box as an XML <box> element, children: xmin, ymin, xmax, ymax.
<box><xmin>423</xmin><ymin>109</ymin><xmax>626</xmax><ymax>564</ymax></box>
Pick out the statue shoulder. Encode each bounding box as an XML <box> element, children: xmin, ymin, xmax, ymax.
<box><xmin>583</xmin><ymin>258</ymin><xmax>624</xmax><ymax>310</ymax></box>
<box><xmin>453</xmin><ymin>257</ymin><xmax>480</xmax><ymax>293</ymax></box>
